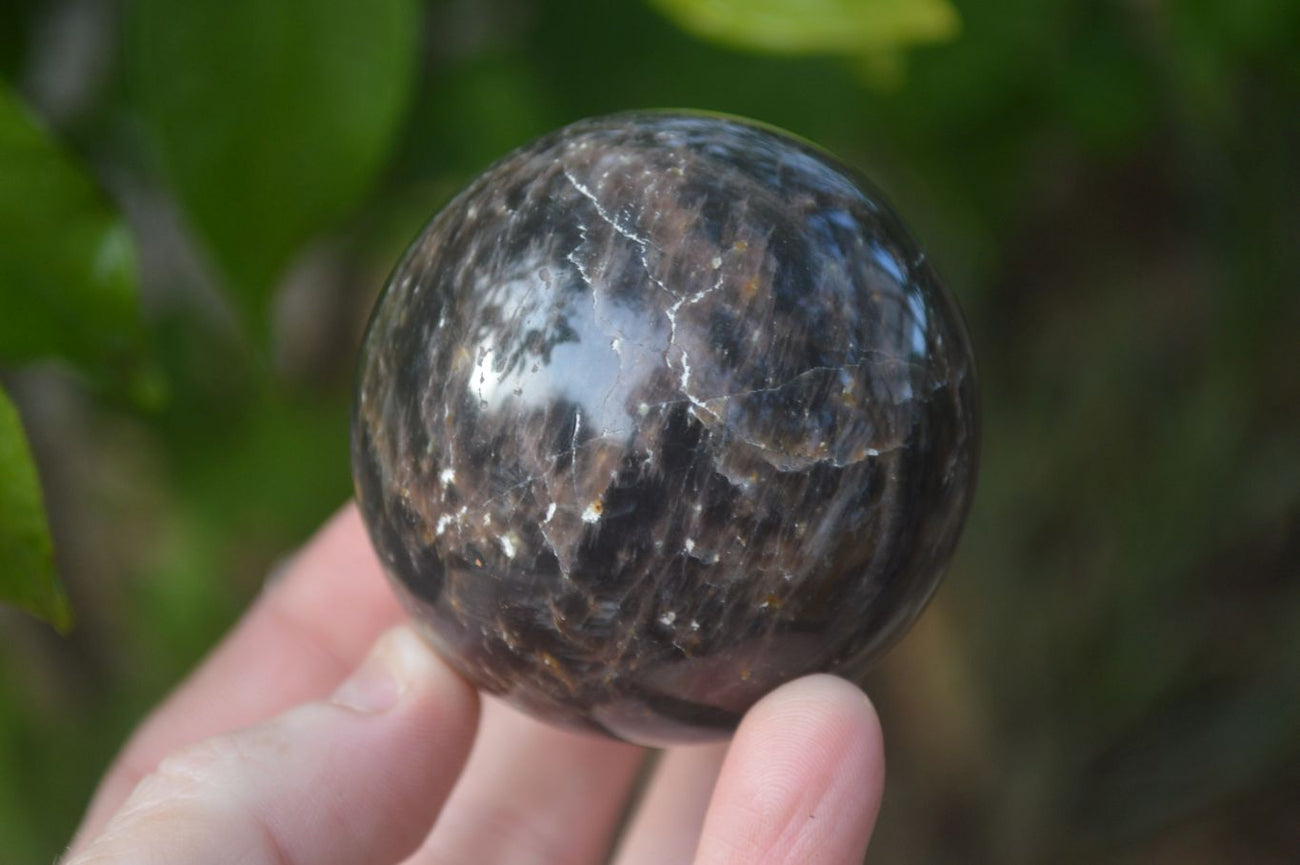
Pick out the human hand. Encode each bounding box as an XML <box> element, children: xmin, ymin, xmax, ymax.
<box><xmin>64</xmin><ymin>505</ymin><xmax>884</xmax><ymax>864</ymax></box>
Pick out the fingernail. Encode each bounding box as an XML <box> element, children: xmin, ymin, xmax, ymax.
<box><xmin>330</xmin><ymin>629</ymin><xmax>413</xmax><ymax>714</ymax></box>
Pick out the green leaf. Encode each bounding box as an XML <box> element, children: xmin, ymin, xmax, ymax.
<box><xmin>0</xmin><ymin>84</ymin><xmax>141</xmax><ymax>368</ymax></box>
<box><xmin>127</xmin><ymin>0</ymin><xmax>421</xmax><ymax>333</ymax></box>
<box><xmin>852</xmin><ymin>47</ymin><xmax>909</xmax><ymax>89</ymax></box>
<box><xmin>649</xmin><ymin>0</ymin><xmax>961</xmax><ymax>54</ymax></box>
<box><xmin>0</xmin><ymin>386</ymin><xmax>72</xmax><ymax>632</ymax></box>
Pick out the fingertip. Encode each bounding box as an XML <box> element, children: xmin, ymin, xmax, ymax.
<box><xmin>317</xmin><ymin>624</ymin><xmax>481</xmax><ymax>859</ymax></box>
<box><xmin>366</xmin><ymin>624</ymin><xmax>482</xmax><ymax>743</ymax></box>
<box><xmin>741</xmin><ymin>673</ymin><xmax>884</xmax><ymax>780</ymax></box>
<box><xmin>736</xmin><ymin>674</ymin><xmax>885</xmax><ymax>821</ymax></box>
<box><xmin>694</xmin><ymin>675</ymin><xmax>885</xmax><ymax>865</ymax></box>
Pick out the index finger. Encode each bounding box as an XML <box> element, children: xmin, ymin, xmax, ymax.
<box><xmin>71</xmin><ymin>503</ymin><xmax>406</xmax><ymax>851</ymax></box>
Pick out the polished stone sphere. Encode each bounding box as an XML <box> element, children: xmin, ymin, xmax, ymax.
<box><xmin>351</xmin><ymin>112</ymin><xmax>978</xmax><ymax>745</ymax></box>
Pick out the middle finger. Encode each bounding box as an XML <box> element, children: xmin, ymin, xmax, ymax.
<box><xmin>410</xmin><ymin>697</ymin><xmax>645</xmax><ymax>865</ymax></box>
<box><xmin>613</xmin><ymin>743</ymin><xmax>728</xmax><ymax>865</ymax></box>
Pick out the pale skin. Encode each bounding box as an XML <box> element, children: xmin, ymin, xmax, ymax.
<box><xmin>65</xmin><ymin>504</ymin><xmax>885</xmax><ymax>865</ymax></box>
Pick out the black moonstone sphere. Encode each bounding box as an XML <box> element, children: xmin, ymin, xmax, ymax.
<box><xmin>352</xmin><ymin>111</ymin><xmax>978</xmax><ymax>745</ymax></box>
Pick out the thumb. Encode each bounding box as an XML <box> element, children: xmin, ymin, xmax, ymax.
<box><xmin>67</xmin><ymin>626</ymin><xmax>479</xmax><ymax>865</ymax></box>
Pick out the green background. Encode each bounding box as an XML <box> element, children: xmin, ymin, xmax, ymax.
<box><xmin>2</xmin><ymin>0</ymin><xmax>1298</xmax><ymax>861</ymax></box>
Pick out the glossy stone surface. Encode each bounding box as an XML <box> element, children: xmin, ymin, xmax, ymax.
<box><xmin>352</xmin><ymin>112</ymin><xmax>978</xmax><ymax>745</ymax></box>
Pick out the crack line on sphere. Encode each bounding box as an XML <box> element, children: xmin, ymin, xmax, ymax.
<box><xmin>567</xmin><ymin>221</ymin><xmax>593</xmax><ymax>288</ymax></box>
<box><xmin>474</xmin><ymin>473</ymin><xmax>538</xmax><ymax>512</ymax></box>
<box><xmin>563</xmin><ymin>167</ymin><xmax>649</xmax><ymax>246</ymax></box>
<box><xmin>664</xmin><ymin>294</ymin><xmax>711</xmax><ymax>417</ymax></box>
<box><xmin>669</xmin><ymin>269</ymin><xmax>729</xmax><ymax>417</ymax></box>
<box><xmin>570</xmin><ymin>408</ymin><xmax>582</xmax><ymax>498</ymax></box>
<box><xmin>639</xmin><ymin>353</ymin><xmax>930</xmax><ymax>415</ymax></box>
<box><xmin>562</xmin><ymin>166</ymin><xmax>675</xmax><ymax>300</ymax></box>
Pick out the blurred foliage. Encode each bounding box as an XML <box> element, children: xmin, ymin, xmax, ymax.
<box><xmin>649</xmin><ymin>0</ymin><xmax>959</xmax><ymax>54</ymax></box>
<box><xmin>0</xmin><ymin>388</ymin><xmax>69</xmax><ymax>631</ymax></box>
<box><xmin>0</xmin><ymin>77</ymin><xmax>139</xmax><ymax>631</ymax></box>
<box><xmin>648</xmin><ymin>0</ymin><xmax>961</xmax><ymax>89</ymax></box>
<box><xmin>0</xmin><ymin>81</ymin><xmax>138</xmax><ymax>369</ymax></box>
<box><xmin>127</xmin><ymin>0</ymin><xmax>421</xmax><ymax>337</ymax></box>
<box><xmin>1</xmin><ymin>0</ymin><xmax>1298</xmax><ymax>863</ymax></box>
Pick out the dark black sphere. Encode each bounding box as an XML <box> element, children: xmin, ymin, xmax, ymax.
<box><xmin>351</xmin><ymin>112</ymin><xmax>978</xmax><ymax>744</ymax></box>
